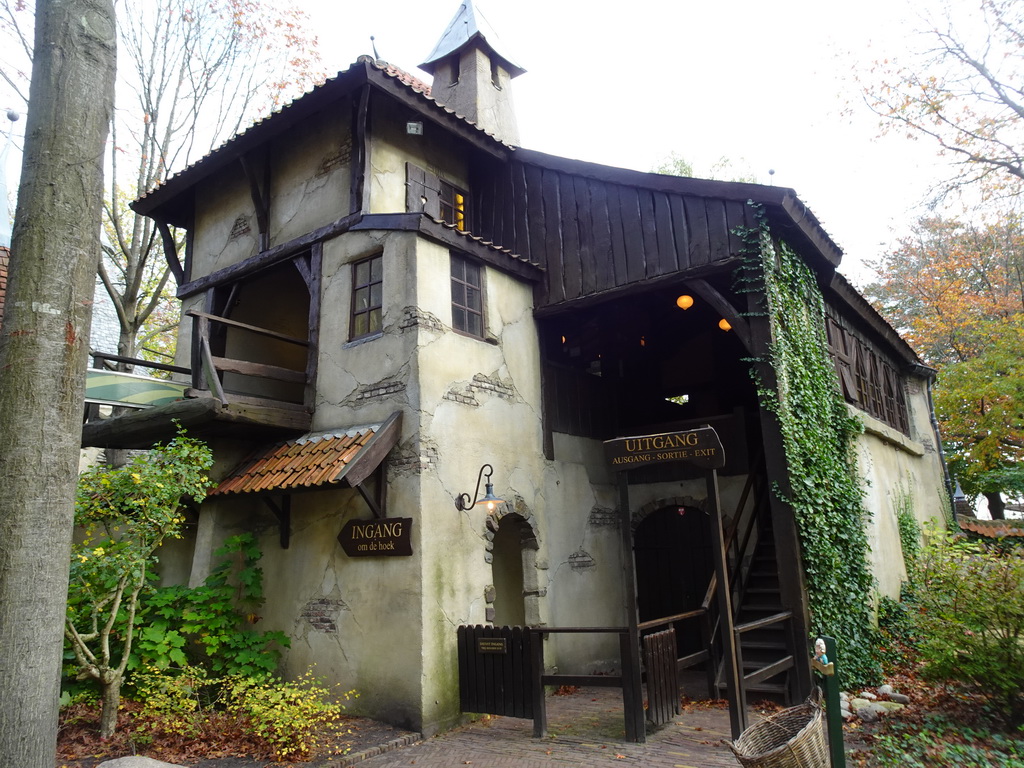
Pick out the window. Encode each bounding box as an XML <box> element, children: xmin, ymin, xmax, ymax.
<box><xmin>439</xmin><ymin>180</ymin><xmax>466</xmax><ymax>231</ymax></box>
<box><xmin>351</xmin><ymin>254</ymin><xmax>383</xmax><ymax>339</ymax></box>
<box><xmin>451</xmin><ymin>254</ymin><xmax>483</xmax><ymax>337</ymax></box>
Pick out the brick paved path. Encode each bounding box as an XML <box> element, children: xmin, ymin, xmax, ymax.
<box><xmin>345</xmin><ymin>687</ymin><xmax>742</xmax><ymax>767</ymax></box>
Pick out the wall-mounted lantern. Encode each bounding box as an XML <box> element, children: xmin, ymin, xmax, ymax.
<box><xmin>455</xmin><ymin>463</ymin><xmax>504</xmax><ymax>513</ymax></box>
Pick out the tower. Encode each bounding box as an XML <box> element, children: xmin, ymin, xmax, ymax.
<box><xmin>420</xmin><ymin>1</ymin><xmax>524</xmax><ymax>146</ymax></box>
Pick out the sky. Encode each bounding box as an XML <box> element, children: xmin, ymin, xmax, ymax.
<box><xmin>0</xmin><ymin>0</ymin><xmax>952</xmax><ymax>283</ymax></box>
<box><xmin>303</xmin><ymin>0</ymin><xmax>949</xmax><ymax>285</ymax></box>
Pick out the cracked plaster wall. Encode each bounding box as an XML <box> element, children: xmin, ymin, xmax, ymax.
<box><xmin>186</xmin><ymin>101</ymin><xmax>353</xmax><ymax>285</ymax></box>
<box><xmin>186</xmin><ymin>478</ymin><xmax>424</xmax><ymax>730</ymax></box>
<box><xmin>268</xmin><ymin>105</ymin><xmax>352</xmax><ymax>245</ymax></box>
<box><xmin>852</xmin><ymin>375</ymin><xmax>948</xmax><ymax>600</ymax></box>
<box><xmin>193</xmin><ymin>171</ymin><xmax>257</xmax><ymax>278</ymax></box>
<box><xmin>369</xmin><ymin>97</ymin><xmax>471</xmax><ymax>215</ymax></box>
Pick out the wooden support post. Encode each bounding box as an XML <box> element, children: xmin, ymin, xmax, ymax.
<box><xmin>618</xmin><ymin>474</ymin><xmax>646</xmax><ymax>743</ymax></box>
<box><xmin>709</xmin><ymin>468</ymin><xmax>746</xmax><ymax>738</ymax></box>
<box><xmin>530</xmin><ymin>629</ymin><xmax>546</xmax><ymax>738</ymax></box>
<box><xmin>813</xmin><ymin>635</ymin><xmax>846</xmax><ymax>768</ymax></box>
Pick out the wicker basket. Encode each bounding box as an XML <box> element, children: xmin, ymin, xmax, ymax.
<box><xmin>728</xmin><ymin>694</ymin><xmax>828</xmax><ymax>768</ymax></box>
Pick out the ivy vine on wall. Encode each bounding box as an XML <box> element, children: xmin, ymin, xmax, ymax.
<box><xmin>737</xmin><ymin>204</ymin><xmax>881</xmax><ymax>686</ymax></box>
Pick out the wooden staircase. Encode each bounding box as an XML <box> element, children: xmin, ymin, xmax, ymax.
<box><xmin>726</xmin><ymin>520</ymin><xmax>792</xmax><ymax>700</ymax></box>
<box><xmin>709</xmin><ymin>459</ymin><xmax>797</xmax><ymax>706</ymax></box>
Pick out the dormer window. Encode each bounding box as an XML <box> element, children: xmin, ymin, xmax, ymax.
<box><xmin>439</xmin><ymin>180</ymin><xmax>466</xmax><ymax>231</ymax></box>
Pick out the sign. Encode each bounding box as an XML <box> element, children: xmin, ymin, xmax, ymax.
<box><xmin>604</xmin><ymin>427</ymin><xmax>725</xmax><ymax>471</ymax></box>
<box><xmin>338</xmin><ymin>517</ymin><xmax>413</xmax><ymax>557</ymax></box>
<box><xmin>477</xmin><ymin>637</ymin><xmax>508</xmax><ymax>654</ymax></box>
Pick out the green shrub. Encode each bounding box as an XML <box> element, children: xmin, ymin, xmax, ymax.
<box><xmin>894</xmin><ymin>486</ymin><xmax>921</xmax><ymax>575</ymax></box>
<box><xmin>131</xmin><ymin>533</ymin><xmax>289</xmax><ymax>677</ymax></box>
<box><xmin>130</xmin><ymin>665</ymin><xmax>356</xmax><ymax>759</ymax></box>
<box><xmin>874</xmin><ymin>718</ymin><xmax>1024</xmax><ymax>767</ymax></box>
<box><xmin>132</xmin><ymin>664</ymin><xmax>218</xmax><ymax>740</ymax></box>
<box><xmin>226</xmin><ymin>671</ymin><xmax>356</xmax><ymax>760</ymax></box>
<box><xmin>911</xmin><ymin>529</ymin><xmax>1024</xmax><ymax>723</ymax></box>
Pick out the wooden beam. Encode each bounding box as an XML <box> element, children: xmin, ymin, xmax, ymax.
<box><xmin>304</xmin><ymin>244</ymin><xmax>322</xmax><ymax>411</ymax></box>
<box><xmin>177</xmin><ymin>213</ymin><xmax>361</xmax><ymax>298</ymax></box>
<box><xmin>684</xmin><ymin>278</ymin><xmax>752</xmax><ymax>354</ymax></box>
<box><xmin>81</xmin><ymin>395</ymin><xmax>312</xmax><ymax>448</ymax></box>
<box><xmin>185</xmin><ymin>310</ymin><xmax>310</xmax><ymax>347</ymax></box>
<box><xmin>186</xmin><ymin>389</ymin><xmax>308</xmax><ymax>412</ymax></box>
<box><xmin>351</xmin><ymin>84</ymin><xmax>370</xmax><ymax>215</ymax></box>
<box><xmin>354</xmin><ymin>482</ymin><xmax>383</xmax><ymax>519</ymax></box>
<box><xmin>239</xmin><ymin>153</ymin><xmax>270</xmax><ymax>251</ymax></box>
<box><xmin>338</xmin><ymin>411</ymin><xmax>403</xmax><ymax>487</ymax></box>
<box><xmin>210</xmin><ymin>355</ymin><xmax>306</xmax><ymax>383</ymax></box>
<box><xmin>264</xmin><ymin>496</ymin><xmax>291</xmax><ymax>549</ymax></box>
<box><xmin>199</xmin><ymin>336</ymin><xmax>227</xmax><ymax>402</ymax></box>
<box><xmin>533</xmin><ymin>259</ymin><xmax>740</xmax><ymax>318</ymax></box>
<box><xmin>156</xmin><ymin>220</ymin><xmax>184</xmax><ymax>284</ymax></box>
<box><xmin>708</xmin><ymin>467</ymin><xmax>746</xmax><ymax>738</ymax></box>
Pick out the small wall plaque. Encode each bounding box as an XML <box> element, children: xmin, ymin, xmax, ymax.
<box><xmin>477</xmin><ymin>637</ymin><xmax>508</xmax><ymax>654</ymax></box>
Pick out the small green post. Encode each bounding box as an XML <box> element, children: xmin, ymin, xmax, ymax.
<box><xmin>812</xmin><ymin>635</ymin><xmax>845</xmax><ymax>768</ymax></box>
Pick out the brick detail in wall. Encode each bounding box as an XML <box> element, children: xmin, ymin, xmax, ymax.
<box><xmin>588</xmin><ymin>506</ymin><xmax>619</xmax><ymax>528</ymax></box>
<box><xmin>400</xmin><ymin>306</ymin><xmax>444</xmax><ymax>332</ymax></box>
<box><xmin>569</xmin><ymin>549</ymin><xmax>596</xmax><ymax>570</ymax></box>
<box><xmin>445</xmin><ymin>373</ymin><xmax>516</xmax><ymax>407</ymax></box>
<box><xmin>301</xmin><ymin>597</ymin><xmax>349</xmax><ymax>634</ymax></box>
<box><xmin>390</xmin><ymin>437</ymin><xmax>439</xmax><ymax>474</ymax></box>
<box><xmin>350</xmin><ymin>379</ymin><xmax>406</xmax><ymax>402</ymax></box>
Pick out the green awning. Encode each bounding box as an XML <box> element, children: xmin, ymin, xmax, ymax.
<box><xmin>85</xmin><ymin>369</ymin><xmax>186</xmax><ymax>409</ymax></box>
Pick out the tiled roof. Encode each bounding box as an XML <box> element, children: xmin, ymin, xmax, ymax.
<box><xmin>958</xmin><ymin>516</ymin><xmax>1024</xmax><ymax>538</ymax></box>
<box><xmin>211</xmin><ymin>412</ymin><xmax>402</xmax><ymax>496</ymax></box>
<box><xmin>133</xmin><ymin>57</ymin><xmax>510</xmax><ymax>215</ymax></box>
<box><xmin>380</xmin><ymin>61</ymin><xmax>431</xmax><ymax>96</ymax></box>
<box><xmin>0</xmin><ymin>246</ymin><xmax>8</xmax><ymax>327</ymax></box>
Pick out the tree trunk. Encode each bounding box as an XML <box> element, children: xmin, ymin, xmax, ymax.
<box><xmin>0</xmin><ymin>1</ymin><xmax>116</xmax><ymax>766</ymax></box>
<box><xmin>98</xmin><ymin>675</ymin><xmax>121</xmax><ymax>740</ymax></box>
<box><xmin>984</xmin><ymin>491</ymin><xmax>1006</xmax><ymax>520</ymax></box>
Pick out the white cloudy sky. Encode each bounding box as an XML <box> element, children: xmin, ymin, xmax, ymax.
<box><xmin>0</xmin><ymin>0</ymin><xmax>954</xmax><ymax>283</ymax></box>
<box><xmin>304</xmin><ymin>0</ymin><xmax>952</xmax><ymax>284</ymax></box>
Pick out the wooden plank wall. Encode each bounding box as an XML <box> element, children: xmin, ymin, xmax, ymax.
<box><xmin>470</xmin><ymin>161</ymin><xmax>757</xmax><ymax>307</ymax></box>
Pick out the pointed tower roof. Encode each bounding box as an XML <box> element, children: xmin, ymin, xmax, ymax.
<box><xmin>420</xmin><ymin>0</ymin><xmax>525</xmax><ymax>78</ymax></box>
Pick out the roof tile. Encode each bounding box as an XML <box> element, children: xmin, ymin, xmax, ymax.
<box><xmin>210</xmin><ymin>424</ymin><xmax>382</xmax><ymax>496</ymax></box>
<box><xmin>958</xmin><ymin>517</ymin><xmax>1024</xmax><ymax>538</ymax></box>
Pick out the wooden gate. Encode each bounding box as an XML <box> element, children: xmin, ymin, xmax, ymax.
<box><xmin>643</xmin><ymin>627</ymin><xmax>681</xmax><ymax>725</ymax></box>
<box><xmin>457</xmin><ymin>625</ymin><xmax>534</xmax><ymax>718</ymax></box>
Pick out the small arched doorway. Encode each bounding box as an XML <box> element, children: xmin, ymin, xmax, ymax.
<box><xmin>491</xmin><ymin>515</ymin><xmax>528</xmax><ymax>626</ymax></box>
<box><xmin>633</xmin><ymin>504</ymin><xmax>714</xmax><ymax>655</ymax></box>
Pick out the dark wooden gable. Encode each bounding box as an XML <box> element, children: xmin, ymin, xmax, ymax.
<box><xmin>470</xmin><ymin>158</ymin><xmax>758</xmax><ymax>308</ymax></box>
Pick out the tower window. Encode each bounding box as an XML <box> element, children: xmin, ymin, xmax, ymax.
<box><xmin>350</xmin><ymin>254</ymin><xmax>383</xmax><ymax>339</ymax></box>
<box><xmin>451</xmin><ymin>253</ymin><xmax>483</xmax><ymax>337</ymax></box>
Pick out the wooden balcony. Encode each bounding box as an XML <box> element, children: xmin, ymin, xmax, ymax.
<box><xmin>81</xmin><ymin>313</ymin><xmax>314</xmax><ymax>449</ymax></box>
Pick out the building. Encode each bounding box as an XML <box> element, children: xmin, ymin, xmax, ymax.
<box><xmin>82</xmin><ymin>1</ymin><xmax>948</xmax><ymax>735</ymax></box>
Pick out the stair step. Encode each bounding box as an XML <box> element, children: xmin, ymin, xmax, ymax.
<box><xmin>740</xmin><ymin>640</ymin><xmax>788</xmax><ymax>651</ymax></box>
<box><xmin>739</xmin><ymin>605</ymin><xmax>787</xmax><ymax>615</ymax></box>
